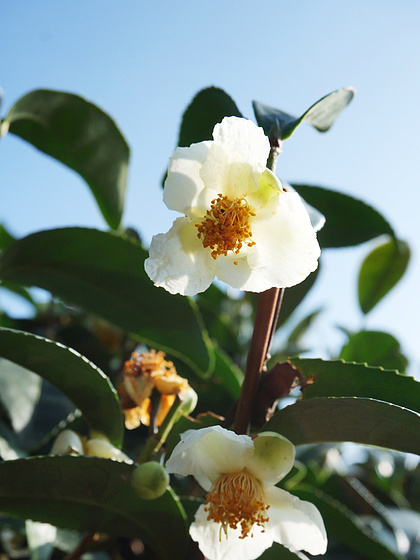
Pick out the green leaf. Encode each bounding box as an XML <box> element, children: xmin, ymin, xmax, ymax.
<box><xmin>0</xmin><ymin>224</ymin><xmax>16</xmax><ymax>251</ymax></box>
<box><xmin>253</xmin><ymin>86</ymin><xmax>355</xmax><ymax>140</ymax></box>
<box><xmin>292</xmin><ymin>486</ymin><xmax>403</xmax><ymax>560</ymax></box>
<box><xmin>0</xmin><ymin>328</ymin><xmax>123</xmax><ymax>447</ymax></box>
<box><xmin>212</xmin><ymin>346</ymin><xmax>242</xmax><ymax>400</ymax></box>
<box><xmin>292</xmin><ymin>358</ymin><xmax>420</xmax><ymax>413</ymax></box>
<box><xmin>358</xmin><ymin>238</ymin><xmax>410</xmax><ymax>314</ymax></box>
<box><xmin>264</xmin><ymin>397</ymin><xmax>420</xmax><ymax>454</ymax></box>
<box><xmin>178</xmin><ymin>87</ymin><xmax>242</xmax><ymax>147</ymax></box>
<box><xmin>339</xmin><ymin>331</ymin><xmax>408</xmax><ymax>373</ymax></box>
<box><xmin>291</xmin><ymin>185</ymin><xmax>395</xmax><ymax>248</ymax></box>
<box><xmin>3</xmin><ymin>89</ymin><xmax>129</xmax><ymax>229</ymax></box>
<box><xmin>0</xmin><ymin>228</ymin><xmax>214</xmax><ymax>377</ymax></box>
<box><xmin>0</xmin><ymin>456</ymin><xmax>188</xmax><ymax>560</ymax></box>
<box><xmin>259</xmin><ymin>543</ymin><xmax>304</xmax><ymax>559</ymax></box>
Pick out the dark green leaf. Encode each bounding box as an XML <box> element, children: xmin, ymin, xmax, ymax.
<box><xmin>292</xmin><ymin>358</ymin><xmax>420</xmax><ymax>413</ymax></box>
<box><xmin>3</xmin><ymin>89</ymin><xmax>129</xmax><ymax>229</ymax></box>
<box><xmin>0</xmin><ymin>224</ymin><xmax>16</xmax><ymax>251</ymax></box>
<box><xmin>0</xmin><ymin>328</ymin><xmax>123</xmax><ymax>447</ymax></box>
<box><xmin>292</xmin><ymin>486</ymin><xmax>403</xmax><ymax>560</ymax></box>
<box><xmin>358</xmin><ymin>238</ymin><xmax>410</xmax><ymax>314</ymax></box>
<box><xmin>0</xmin><ymin>228</ymin><xmax>214</xmax><ymax>377</ymax></box>
<box><xmin>291</xmin><ymin>185</ymin><xmax>395</xmax><ymax>248</ymax></box>
<box><xmin>259</xmin><ymin>543</ymin><xmax>303</xmax><ymax>559</ymax></box>
<box><xmin>253</xmin><ymin>87</ymin><xmax>355</xmax><ymax>140</ymax></box>
<box><xmin>212</xmin><ymin>346</ymin><xmax>242</xmax><ymax>400</ymax></box>
<box><xmin>0</xmin><ymin>456</ymin><xmax>188</xmax><ymax>560</ymax></box>
<box><xmin>178</xmin><ymin>87</ymin><xmax>242</xmax><ymax>147</ymax></box>
<box><xmin>339</xmin><ymin>331</ymin><xmax>408</xmax><ymax>373</ymax></box>
<box><xmin>264</xmin><ymin>397</ymin><xmax>420</xmax><ymax>454</ymax></box>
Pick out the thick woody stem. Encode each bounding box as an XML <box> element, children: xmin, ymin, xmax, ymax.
<box><xmin>233</xmin><ymin>287</ymin><xmax>283</xmax><ymax>434</ymax></box>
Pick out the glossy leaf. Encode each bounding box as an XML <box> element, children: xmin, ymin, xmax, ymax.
<box><xmin>0</xmin><ymin>327</ymin><xmax>123</xmax><ymax>448</ymax></box>
<box><xmin>0</xmin><ymin>228</ymin><xmax>214</xmax><ymax>376</ymax></box>
<box><xmin>358</xmin><ymin>238</ymin><xmax>410</xmax><ymax>314</ymax></box>
<box><xmin>3</xmin><ymin>89</ymin><xmax>129</xmax><ymax>229</ymax></box>
<box><xmin>253</xmin><ymin>86</ymin><xmax>355</xmax><ymax>140</ymax></box>
<box><xmin>0</xmin><ymin>456</ymin><xmax>188</xmax><ymax>560</ymax></box>
<box><xmin>292</xmin><ymin>358</ymin><xmax>419</xmax><ymax>412</ymax></box>
<box><xmin>339</xmin><ymin>331</ymin><xmax>408</xmax><ymax>373</ymax></box>
<box><xmin>264</xmin><ymin>397</ymin><xmax>420</xmax><ymax>454</ymax></box>
<box><xmin>178</xmin><ymin>86</ymin><xmax>242</xmax><ymax>147</ymax></box>
<box><xmin>291</xmin><ymin>184</ymin><xmax>395</xmax><ymax>248</ymax></box>
<box><xmin>293</xmin><ymin>486</ymin><xmax>403</xmax><ymax>560</ymax></box>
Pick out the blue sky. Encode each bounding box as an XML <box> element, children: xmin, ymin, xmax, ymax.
<box><xmin>1</xmin><ymin>1</ymin><xmax>419</xmax><ymax>374</ymax></box>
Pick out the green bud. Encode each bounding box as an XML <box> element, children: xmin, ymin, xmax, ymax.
<box><xmin>248</xmin><ymin>431</ymin><xmax>295</xmax><ymax>483</ymax></box>
<box><xmin>131</xmin><ymin>461</ymin><xmax>170</xmax><ymax>500</ymax></box>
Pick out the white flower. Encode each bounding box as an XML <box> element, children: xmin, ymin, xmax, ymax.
<box><xmin>145</xmin><ymin>116</ymin><xmax>320</xmax><ymax>296</ymax></box>
<box><xmin>166</xmin><ymin>425</ymin><xmax>327</xmax><ymax>560</ymax></box>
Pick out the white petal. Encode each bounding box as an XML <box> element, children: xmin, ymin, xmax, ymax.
<box><xmin>248</xmin><ymin>192</ymin><xmax>321</xmax><ymax>289</ymax></box>
<box><xmin>190</xmin><ymin>503</ymin><xmax>274</xmax><ymax>560</ymax></box>
<box><xmin>165</xmin><ymin>426</ymin><xmax>254</xmax><ymax>490</ymax></box>
<box><xmin>280</xmin><ymin>180</ymin><xmax>325</xmax><ymax>232</ymax></box>
<box><xmin>212</xmin><ymin>117</ymin><xmax>269</xmax><ymax>170</ymax></box>
<box><xmin>163</xmin><ymin>141</ymin><xmax>216</xmax><ymax>216</ymax></box>
<box><xmin>215</xmin><ymin>255</ymin><xmax>254</xmax><ymax>290</ymax></box>
<box><xmin>246</xmin><ymin>432</ymin><xmax>296</xmax><ymax>485</ymax></box>
<box><xmin>144</xmin><ymin>217</ymin><xmax>216</xmax><ymax>296</ymax></box>
<box><xmin>265</xmin><ymin>487</ymin><xmax>328</xmax><ymax>555</ymax></box>
<box><xmin>200</xmin><ymin>117</ymin><xmax>269</xmax><ymax>199</ymax></box>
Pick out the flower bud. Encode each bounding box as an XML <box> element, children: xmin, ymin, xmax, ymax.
<box><xmin>51</xmin><ymin>429</ymin><xmax>84</xmax><ymax>455</ymax></box>
<box><xmin>248</xmin><ymin>431</ymin><xmax>295</xmax><ymax>484</ymax></box>
<box><xmin>131</xmin><ymin>461</ymin><xmax>169</xmax><ymax>500</ymax></box>
<box><xmin>178</xmin><ymin>387</ymin><xmax>198</xmax><ymax>416</ymax></box>
<box><xmin>85</xmin><ymin>438</ymin><xmax>132</xmax><ymax>463</ymax></box>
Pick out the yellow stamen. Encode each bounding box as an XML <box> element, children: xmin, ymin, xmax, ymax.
<box><xmin>196</xmin><ymin>194</ymin><xmax>256</xmax><ymax>262</ymax></box>
<box><xmin>204</xmin><ymin>471</ymin><xmax>269</xmax><ymax>539</ymax></box>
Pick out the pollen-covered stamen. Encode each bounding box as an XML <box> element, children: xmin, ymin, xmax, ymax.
<box><xmin>196</xmin><ymin>194</ymin><xmax>256</xmax><ymax>262</ymax></box>
<box><xmin>204</xmin><ymin>471</ymin><xmax>269</xmax><ymax>539</ymax></box>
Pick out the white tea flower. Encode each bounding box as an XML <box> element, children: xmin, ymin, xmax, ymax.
<box><xmin>166</xmin><ymin>425</ymin><xmax>327</xmax><ymax>560</ymax></box>
<box><xmin>145</xmin><ymin>117</ymin><xmax>320</xmax><ymax>296</ymax></box>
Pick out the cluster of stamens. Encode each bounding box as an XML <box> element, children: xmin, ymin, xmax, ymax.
<box><xmin>196</xmin><ymin>194</ymin><xmax>256</xmax><ymax>264</ymax></box>
<box><xmin>204</xmin><ymin>471</ymin><xmax>269</xmax><ymax>540</ymax></box>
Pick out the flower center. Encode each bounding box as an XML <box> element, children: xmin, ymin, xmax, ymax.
<box><xmin>196</xmin><ymin>194</ymin><xmax>256</xmax><ymax>263</ymax></box>
<box><xmin>204</xmin><ymin>471</ymin><xmax>269</xmax><ymax>540</ymax></box>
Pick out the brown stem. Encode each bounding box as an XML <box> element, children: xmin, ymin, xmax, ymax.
<box><xmin>233</xmin><ymin>287</ymin><xmax>282</xmax><ymax>434</ymax></box>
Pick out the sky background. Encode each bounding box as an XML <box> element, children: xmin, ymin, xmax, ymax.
<box><xmin>1</xmin><ymin>1</ymin><xmax>419</xmax><ymax>376</ymax></box>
